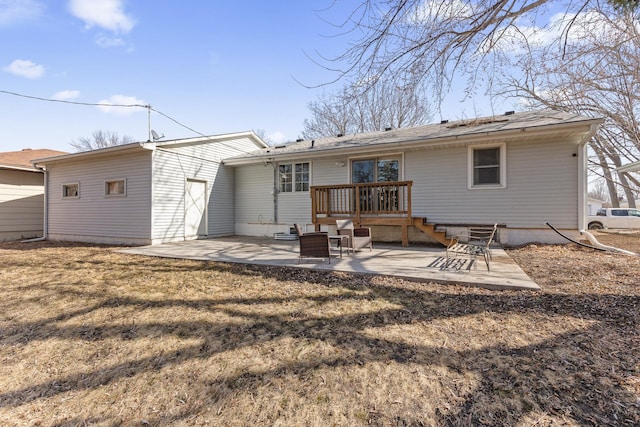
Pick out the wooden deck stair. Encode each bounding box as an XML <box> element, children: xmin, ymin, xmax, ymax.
<box><xmin>412</xmin><ymin>218</ymin><xmax>452</xmax><ymax>246</ymax></box>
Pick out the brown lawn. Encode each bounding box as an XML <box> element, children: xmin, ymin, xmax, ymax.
<box><xmin>0</xmin><ymin>233</ymin><xmax>639</xmax><ymax>426</ymax></box>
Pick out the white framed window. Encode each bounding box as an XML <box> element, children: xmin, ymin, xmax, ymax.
<box><xmin>279</xmin><ymin>162</ymin><xmax>310</xmax><ymax>193</ymax></box>
<box><xmin>62</xmin><ymin>183</ymin><xmax>79</xmax><ymax>199</ymax></box>
<box><xmin>351</xmin><ymin>157</ymin><xmax>401</xmax><ymax>183</ymax></box>
<box><xmin>468</xmin><ymin>143</ymin><xmax>506</xmax><ymax>189</ymax></box>
<box><xmin>105</xmin><ymin>179</ymin><xmax>126</xmax><ymax>196</ymax></box>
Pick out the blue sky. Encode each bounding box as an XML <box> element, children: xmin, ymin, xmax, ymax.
<box><xmin>1</xmin><ymin>0</ymin><xmax>514</xmax><ymax>153</ymax></box>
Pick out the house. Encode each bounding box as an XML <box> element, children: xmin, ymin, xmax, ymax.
<box><xmin>223</xmin><ymin>109</ymin><xmax>603</xmax><ymax>246</ymax></box>
<box><xmin>587</xmin><ymin>197</ymin><xmax>606</xmax><ymax>216</ymax></box>
<box><xmin>34</xmin><ymin>109</ymin><xmax>603</xmax><ymax>247</ymax></box>
<box><xmin>32</xmin><ymin>133</ymin><xmax>267</xmax><ymax>245</ymax></box>
<box><xmin>0</xmin><ymin>148</ymin><xmax>67</xmax><ymax>241</ymax></box>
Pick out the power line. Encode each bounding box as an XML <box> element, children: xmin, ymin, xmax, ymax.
<box><xmin>0</xmin><ymin>89</ymin><xmax>147</xmax><ymax>109</ymax></box>
<box><xmin>0</xmin><ymin>89</ymin><xmax>259</xmax><ymax>153</ymax></box>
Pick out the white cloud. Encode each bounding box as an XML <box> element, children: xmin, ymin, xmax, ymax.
<box><xmin>68</xmin><ymin>0</ymin><xmax>135</xmax><ymax>33</ymax></box>
<box><xmin>52</xmin><ymin>90</ymin><xmax>80</xmax><ymax>101</ymax></box>
<box><xmin>97</xmin><ymin>94</ymin><xmax>147</xmax><ymax>115</ymax></box>
<box><xmin>3</xmin><ymin>59</ymin><xmax>45</xmax><ymax>79</ymax></box>
<box><xmin>95</xmin><ymin>33</ymin><xmax>126</xmax><ymax>48</ymax></box>
<box><xmin>0</xmin><ymin>0</ymin><xmax>44</xmax><ymax>26</ymax></box>
<box><xmin>268</xmin><ymin>131</ymin><xmax>287</xmax><ymax>144</ymax></box>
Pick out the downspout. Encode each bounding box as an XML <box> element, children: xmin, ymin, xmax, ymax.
<box><xmin>272</xmin><ymin>161</ymin><xmax>278</xmax><ymax>224</ymax></box>
<box><xmin>575</xmin><ymin>123</ymin><xmax>635</xmax><ymax>255</ymax></box>
<box><xmin>577</xmin><ymin>123</ymin><xmax>600</xmax><ymax>231</ymax></box>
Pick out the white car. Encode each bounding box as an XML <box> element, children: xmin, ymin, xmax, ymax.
<box><xmin>588</xmin><ymin>208</ymin><xmax>640</xmax><ymax>230</ymax></box>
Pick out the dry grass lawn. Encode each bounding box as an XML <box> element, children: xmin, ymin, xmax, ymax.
<box><xmin>0</xmin><ymin>233</ymin><xmax>639</xmax><ymax>426</ymax></box>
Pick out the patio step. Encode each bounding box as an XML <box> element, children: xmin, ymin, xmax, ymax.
<box><xmin>412</xmin><ymin>218</ymin><xmax>452</xmax><ymax>247</ymax></box>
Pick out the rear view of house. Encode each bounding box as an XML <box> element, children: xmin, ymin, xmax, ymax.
<box><xmin>0</xmin><ymin>148</ymin><xmax>67</xmax><ymax>242</ymax></box>
<box><xmin>33</xmin><ymin>133</ymin><xmax>267</xmax><ymax>245</ymax></box>
<box><xmin>225</xmin><ymin>110</ymin><xmax>603</xmax><ymax>246</ymax></box>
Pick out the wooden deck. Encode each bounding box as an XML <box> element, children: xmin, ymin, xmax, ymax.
<box><xmin>310</xmin><ymin>181</ymin><xmax>450</xmax><ymax>247</ymax></box>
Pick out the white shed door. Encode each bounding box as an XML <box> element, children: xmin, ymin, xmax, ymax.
<box><xmin>185</xmin><ymin>180</ymin><xmax>207</xmax><ymax>239</ymax></box>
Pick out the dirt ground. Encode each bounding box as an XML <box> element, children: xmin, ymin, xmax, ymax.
<box><xmin>0</xmin><ymin>233</ymin><xmax>638</xmax><ymax>426</ymax></box>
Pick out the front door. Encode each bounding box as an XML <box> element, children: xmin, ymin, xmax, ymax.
<box><xmin>185</xmin><ymin>179</ymin><xmax>207</xmax><ymax>239</ymax></box>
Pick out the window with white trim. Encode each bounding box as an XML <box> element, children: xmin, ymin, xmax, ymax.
<box><xmin>62</xmin><ymin>183</ymin><xmax>79</xmax><ymax>198</ymax></box>
<box><xmin>279</xmin><ymin>162</ymin><xmax>309</xmax><ymax>192</ymax></box>
<box><xmin>105</xmin><ymin>179</ymin><xmax>126</xmax><ymax>196</ymax></box>
<box><xmin>468</xmin><ymin>144</ymin><xmax>506</xmax><ymax>188</ymax></box>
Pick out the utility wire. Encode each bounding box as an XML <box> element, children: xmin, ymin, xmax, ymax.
<box><xmin>0</xmin><ymin>89</ymin><xmax>147</xmax><ymax>109</ymax></box>
<box><xmin>0</xmin><ymin>89</ymin><xmax>261</xmax><ymax>153</ymax></box>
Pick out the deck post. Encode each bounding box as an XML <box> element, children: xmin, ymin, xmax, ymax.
<box><xmin>355</xmin><ymin>184</ymin><xmax>361</xmax><ymax>225</ymax></box>
<box><xmin>401</xmin><ymin>224</ymin><xmax>409</xmax><ymax>247</ymax></box>
<box><xmin>310</xmin><ymin>187</ymin><xmax>317</xmax><ymax>225</ymax></box>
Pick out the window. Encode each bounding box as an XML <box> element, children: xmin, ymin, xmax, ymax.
<box><xmin>62</xmin><ymin>183</ymin><xmax>79</xmax><ymax>198</ymax></box>
<box><xmin>295</xmin><ymin>163</ymin><xmax>309</xmax><ymax>192</ymax></box>
<box><xmin>279</xmin><ymin>162</ymin><xmax>309</xmax><ymax>193</ymax></box>
<box><xmin>351</xmin><ymin>158</ymin><xmax>400</xmax><ymax>183</ymax></box>
<box><xmin>611</xmin><ymin>209</ymin><xmax>628</xmax><ymax>217</ymax></box>
<box><xmin>468</xmin><ymin>144</ymin><xmax>506</xmax><ymax>189</ymax></box>
<box><xmin>105</xmin><ymin>179</ymin><xmax>126</xmax><ymax>196</ymax></box>
<box><xmin>351</xmin><ymin>157</ymin><xmax>401</xmax><ymax>212</ymax></box>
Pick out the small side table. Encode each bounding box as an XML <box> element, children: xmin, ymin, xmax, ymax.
<box><xmin>328</xmin><ymin>235</ymin><xmax>349</xmax><ymax>258</ymax></box>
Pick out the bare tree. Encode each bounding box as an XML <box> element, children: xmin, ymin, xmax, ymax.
<box><xmin>303</xmin><ymin>78</ymin><xmax>430</xmax><ymax>139</ymax></box>
<box><xmin>318</xmin><ymin>0</ymin><xmax>637</xmax><ymax>102</ymax></box>
<box><xmin>497</xmin><ymin>9</ymin><xmax>640</xmax><ymax>206</ymax></box>
<box><xmin>588</xmin><ymin>178</ymin><xmax>610</xmax><ymax>202</ymax></box>
<box><xmin>252</xmin><ymin>129</ymin><xmax>273</xmax><ymax>146</ymax></box>
<box><xmin>70</xmin><ymin>130</ymin><xmax>134</xmax><ymax>152</ymax></box>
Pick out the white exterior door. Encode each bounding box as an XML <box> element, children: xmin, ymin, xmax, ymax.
<box><xmin>185</xmin><ymin>179</ymin><xmax>207</xmax><ymax>239</ymax></box>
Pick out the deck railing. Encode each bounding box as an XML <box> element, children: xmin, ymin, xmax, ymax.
<box><xmin>311</xmin><ymin>181</ymin><xmax>412</xmax><ymax>225</ymax></box>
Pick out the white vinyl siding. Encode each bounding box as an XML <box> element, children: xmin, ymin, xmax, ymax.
<box><xmin>47</xmin><ymin>151</ymin><xmax>152</xmax><ymax>242</ymax></box>
<box><xmin>407</xmin><ymin>137</ymin><xmax>579</xmax><ymax>228</ymax></box>
<box><xmin>234</xmin><ymin>164</ymin><xmax>274</xmax><ymax>225</ymax></box>
<box><xmin>0</xmin><ymin>169</ymin><xmax>44</xmax><ymax>241</ymax></box>
<box><xmin>152</xmin><ymin>143</ymin><xmax>236</xmax><ymax>242</ymax></box>
<box><xmin>310</xmin><ymin>158</ymin><xmax>350</xmax><ymax>186</ymax></box>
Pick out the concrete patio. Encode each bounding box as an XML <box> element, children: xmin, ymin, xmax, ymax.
<box><xmin>119</xmin><ymin>236</ymin><xmax>539</xmax><ymax>291</ymax></box>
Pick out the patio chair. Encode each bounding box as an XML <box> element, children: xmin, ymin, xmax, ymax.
<box><xmin>446</xmin><ymin>223</ymin><xmax>498</xmax><ymax>271</ymax></box>
<box><xmin>335</xmin><ymin>219</ymin><xmax>373</xmax><ymax>253</ymax></box>
<box><xmin>294</xmin><ymin>223</ymin><xmax>332</xmax><ymax>263</ymax></box>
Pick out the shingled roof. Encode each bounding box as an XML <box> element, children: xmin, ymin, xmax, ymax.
<box><xmin>224</xmin><ymin>109</ymin><xmax>603</xmax><ymax>165</ymax></box>
<box><xmin>0</xmin><ymin>149</ymin><xmax>68</xmax><ymax>171</ymax></box>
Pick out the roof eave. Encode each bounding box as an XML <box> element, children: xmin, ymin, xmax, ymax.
<box><xmin>31</xmin><ymin>142</ymin><xmax>154</xmax><ymax>166</ymax></box>
<box><xmin>0</xmin><ymin>164</ymin><xmax>42</xmax><ymax>172</ymax></box>
<box><xmin>224</xmin><ymin>117</ymin><xmax>604</xmax><ymax>166</ymax></box>
<box><xmin>617</xmin><ymin>160</ymin><xmax>640</xmax><ymax>173</ymax></box>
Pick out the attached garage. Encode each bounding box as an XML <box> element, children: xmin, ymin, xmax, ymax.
<box><xmin>33</xmin><ymin>133</ymin><xmax>267</xmax><ymax>245</ymax></box>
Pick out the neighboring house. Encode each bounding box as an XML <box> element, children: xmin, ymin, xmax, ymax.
<box><xmin>33</xmin><ymin>133</ymin><xmax>267</xmax><ymax>245</ymax></box>
<box><xmin>0</xmin><ymin>148</ymin><xmax>67</xmax><ymax>242</ymax></box>
<box><xmin>224</xmin><ymin>110</ymin><xmax>603</xmax><ymax>246</ymax></box>
<box><xmin>587</xmin><ymin>198</ymin><xmax>605</xmax><ymax>216</ymax></box>
<box><xmin>34</xmin><ymin>110</ymin><xmax>603</xmax><ymax>247</ymax></box>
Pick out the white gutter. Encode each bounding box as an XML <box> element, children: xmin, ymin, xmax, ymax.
<box><xmin>616</xmin><ymin>160</ymin><xmax>640</xmax><ymax>174</ymax></box>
